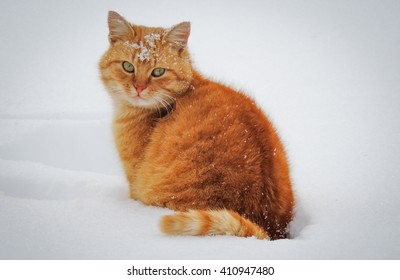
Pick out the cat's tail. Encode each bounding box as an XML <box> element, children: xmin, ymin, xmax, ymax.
<box><xmin>160</xmin><ymin>209</ymin><xmax>270</xmax><ymax>240</ymax></box>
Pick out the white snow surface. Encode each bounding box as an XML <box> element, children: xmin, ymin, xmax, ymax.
<box><xmin>1</xmin><ymin>0</ymin><xmax>399</xmax><ymax>259</ymax></box>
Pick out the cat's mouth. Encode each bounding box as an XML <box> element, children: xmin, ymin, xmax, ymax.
<box><xmin>111</xmin><ymin>84</ymin><xmax>175</xmax><ymax>111</ymax></box>
<box><xmin>117</xmin><ymin>87</ymin><xmax>154</xmax><ymax>107</ymax></box>
<box><xmin>130</xmin><ymin>94</ymin><xmax>146</xmax><ymax>100</ymax></box>
<box><xmin>124</xmin><ymin>94</ymin><xmax>156</xmax><ymax>108</ymax></box>
<box><xmin>124</xmin><ymin>89</ymin><xmax>175</xmax><ymax>110</ymax></box>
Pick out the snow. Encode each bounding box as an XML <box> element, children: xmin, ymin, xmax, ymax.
<box><xmin>144</xmin><ymin>33</ymin><xmax>161</xmax><ymax>48</ymax></box>
<box><xmin>124</xmin><ymin>33</ymin><xmax>162</xmax><ymax>62</ymax></box>
<box><xmin>1</xmin><ymin>0</ymin><xmax>400</xmax><ymax>259</ymax></box>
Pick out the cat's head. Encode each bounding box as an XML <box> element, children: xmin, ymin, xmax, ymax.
<box><xmin>99</xmin><ymin>11</ymin><xmax>193</xmax><ymax>110</ymax></box>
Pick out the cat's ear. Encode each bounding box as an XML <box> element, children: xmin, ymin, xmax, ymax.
<box><xmin>165</xmin><ymin>22</ymin><xmax>191</xmax><ymax>49</ymax></box>
<box><xmin>107</xmin><ymin>11</ymin><xmax>135</xmax><ymax>45</ymax></box>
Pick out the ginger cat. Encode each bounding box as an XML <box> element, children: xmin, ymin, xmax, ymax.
<box><xmin>99</xmin><ymin>11</ymin><xmax>294</xmax><ymax>240</ymax></box>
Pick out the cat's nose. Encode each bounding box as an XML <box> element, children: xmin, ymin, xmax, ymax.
<box><xmin>134</xmin><ymin>85</ymin><xmax>146</xmax><ymax>94</ymax></box>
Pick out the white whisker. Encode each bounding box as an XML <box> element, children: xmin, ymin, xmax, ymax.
<box><xmin>158</xmin><ymin>91</ymin><xmax>176</xmax><ymax>103</ymax></box>
<box><xmin>159</xmin><ymin>97</ymin><xmax>171</xmax><ymax>112</ymax></box>
<box><xmin>153</xmin><ymin>96</ymin><xmax>164</xmax><ymax>117</ymax></box>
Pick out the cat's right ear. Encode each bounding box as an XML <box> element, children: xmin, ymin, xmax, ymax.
<box><xmin>107</xmin><ymin>11</ymin><xmax>135</xmax><ymax>45</ymax></box>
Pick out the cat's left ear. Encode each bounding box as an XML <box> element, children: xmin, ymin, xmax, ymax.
<box><xmin>164</xmin><ymin>22</ymin><xmax>191</xmax><ymax>49</ymax></box>
<box><xmin>107</xmin><ymin>11</ymin><xmax>135</xmax><ymax>45</ymax></box>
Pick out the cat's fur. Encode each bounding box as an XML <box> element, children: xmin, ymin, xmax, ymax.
<box><xmin>99</xmin><ymin>11</ymin><xmax>294</xmax><ymax>240</ymax></box>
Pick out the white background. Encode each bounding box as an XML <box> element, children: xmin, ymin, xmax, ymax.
<box><xmin>0</xmin><ymin>0</ymin><xmax>399</xmax><ymax>259</ymax></box>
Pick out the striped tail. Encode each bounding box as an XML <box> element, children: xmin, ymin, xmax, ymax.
<box><xmin>160</xmin><ymin>209</ymin><xmax>270</xmax><ymax>240</ymax></box>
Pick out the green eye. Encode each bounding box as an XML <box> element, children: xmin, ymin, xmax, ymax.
<box><xmin>151</xmin><ymin>68</ymin><xmax>166</xmax><ymax>77</ymax></box>
<box><xmin>122</xmin><ymin>61</ymin><xmax>135</xmax><ymax>73</ymax></box>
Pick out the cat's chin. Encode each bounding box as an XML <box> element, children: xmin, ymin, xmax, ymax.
<box><xmin>123</xmin><ymin>96</ymin><xmax>158</xmax><ymax>109</ymax></box>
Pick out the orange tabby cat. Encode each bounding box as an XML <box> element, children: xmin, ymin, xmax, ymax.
<box><xmin>99</xmin><ymin>11</ymin><xmax>294</xmax><ymax>240</ymax></box>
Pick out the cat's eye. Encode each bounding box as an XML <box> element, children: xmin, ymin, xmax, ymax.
<box><xmin>151</xmin><ymin>68</ymin><xmax>166</xmax><ymax>77</ymax></box>
<box><xmin>122</xmin><ymin>61</ymin><xmax>135</xmax><ymax>73</ymax></box>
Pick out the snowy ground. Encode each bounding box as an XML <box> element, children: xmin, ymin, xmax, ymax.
<box><xmin>1</xmin><ymin>0</ymin><xmax>399</xmax><ymax>259</ymax></box>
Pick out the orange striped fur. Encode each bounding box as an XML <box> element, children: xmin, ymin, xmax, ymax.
<box><xmin>161</xmin><ymin>210</ymin><xmax>270</xmax><ymax>239</ymax></box>
<box><xmin>99</xmin><ymin>11</ymin><xmax>294</xmax><ymax>240</ymax></box>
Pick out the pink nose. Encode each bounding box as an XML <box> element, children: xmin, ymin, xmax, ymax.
<box><xmin>135</xmin><ymin>85</ymin><xmax>145</xmax><ymax>94</ymax></box>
